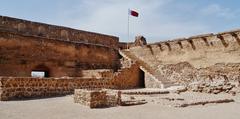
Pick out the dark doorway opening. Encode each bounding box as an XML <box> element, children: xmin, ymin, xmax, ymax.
<box><xmin>31</xmin><ymin>64</ymin><xmax>50</xmax><ymax>78</ymax></box>
<box><xmin>139</xmin><ymin>69</ymin><xmax>145</xmax><ymax>88</ymax></box>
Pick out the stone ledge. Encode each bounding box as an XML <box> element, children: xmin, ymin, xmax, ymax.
<box><xmin>176</xmin><ymin>99</ymin><xmax>234</xmax><ymax>107</ymax></box>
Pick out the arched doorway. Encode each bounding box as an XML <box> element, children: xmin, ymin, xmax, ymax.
<box><xmin>31</xmin><ymin>64</ymin><xmax>50</xmax><ymax>78</ymax></box>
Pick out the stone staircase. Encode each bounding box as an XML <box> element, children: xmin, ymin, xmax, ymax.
<box><xmin>119</xmin><ymin>50</ymin><xmax>154</xmax><ymax>73</ymax></box>
<box><xmin>119</xmin><ymin>49</ymin><xmax>177</xmax><ymax>88</ymax></box>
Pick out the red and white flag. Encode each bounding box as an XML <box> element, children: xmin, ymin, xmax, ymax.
<box><xmin>129</xmin><ymin>9</ymin><xmax>139</xmax><ymax>17</ymax></box>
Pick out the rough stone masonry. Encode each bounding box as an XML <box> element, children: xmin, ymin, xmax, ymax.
<box><xmin>74</xmin><ymin>89</ymin><xmax>121</xmax><ymax>108</ymax></box>
<box><xmin>1</xmin><ymin>15</ymin><xmax>240</xmax><ymax>101</ymax></box>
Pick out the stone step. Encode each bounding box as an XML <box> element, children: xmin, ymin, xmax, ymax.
<box><xmin>120</xmin><ymin>100</ymin><xmax>147</xmax><ymax>106</ymax></box>
<box><xmin>162</xmin><ymin>83</ymin><xmax>180</xmax><ymax>89</ymax></box>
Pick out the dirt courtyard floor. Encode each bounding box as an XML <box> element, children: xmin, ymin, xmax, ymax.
<box><xmin>1</xmin><ymin>92</ymin><xmax>240</xmax><ymax>119</ymax></box>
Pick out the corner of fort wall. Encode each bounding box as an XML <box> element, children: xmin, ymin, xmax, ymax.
<box><xmin>0</xmin><ymin>77</ymin><xmax>2</xmax><ymax>100</ymax></box>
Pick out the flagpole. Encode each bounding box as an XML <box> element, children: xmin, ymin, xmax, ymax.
<box><xmin>127</xmin><ymin>8</ymin><xmax>130</xmax><ymax>49</ymax></box>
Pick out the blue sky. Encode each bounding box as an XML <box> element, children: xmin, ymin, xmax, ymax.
<box><xmin>1</xmin><ymin>0</ymin><xmax>240</xmax><ymax>43</ymax></box>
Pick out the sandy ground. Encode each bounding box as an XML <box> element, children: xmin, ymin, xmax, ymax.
<box><xmin>1</xmin><ymin>93</ymin><xmax>240</xmax><ymax>119</ymax></box>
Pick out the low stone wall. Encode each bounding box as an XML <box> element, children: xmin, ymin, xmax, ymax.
<box><xmin>0</xmin><ymin>68</ymin><xmax>142</xmax><ymax>101</ymax></box>
<box><xmin>0</xmin><ymin>77</ymin><xmax>116</xmax><ymax>101</ymax></box>
<box><xmin>74</xmin><ymin>89</ymin><xmax>121</xmax><ymax>108</ymax></box>
<box><xmin>0</xmin><ymin>56</ymin><xmax>143</xmax><ymax>101</ymax></box>
<box><xmin>112</xmin><ymin>61</ymin><xmax>145</xmax><ymax>89</ymax></box>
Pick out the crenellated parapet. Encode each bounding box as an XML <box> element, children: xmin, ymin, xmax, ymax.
<box><xmin>0</xmin><ymin>16</ymin><xmax>119</xmax><ymax>49</ymax></box>
<box><xmin>147</xmin><ymin>29</ymin><xmax>240</xmax><ymax>52</ymax></box>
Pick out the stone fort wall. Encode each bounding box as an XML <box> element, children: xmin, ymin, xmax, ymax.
<box><xmin>0</xmin><ymin>16</ymin><xmax>119</xmax><ymax>48</ymax></box>
<box><xmin>0</xmin><ymin>16</ymin><xmax>120</xmax><ymax>77</ymax></box>
<box><xmin>147</xmin><ymin>29</ymin><xmax>240</xmax><ymax>68</ymax></box>
<box><xmin>0</xmin><ymin>31</ymin><xmax>119</xmax><ymax>77</ymax></box>
<box><xmin>129</xmin><ymin>29</ymin><xmax>240</xmax><ymax>84</ymax></box>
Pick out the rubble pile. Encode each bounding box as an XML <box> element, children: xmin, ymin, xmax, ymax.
<box><xmin>188</xmin><ymin>80</ymin><xmax>240</xmax><ymax>95</ymax></box>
